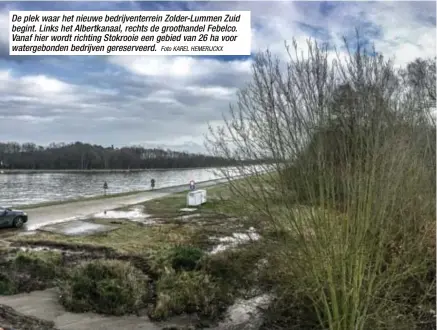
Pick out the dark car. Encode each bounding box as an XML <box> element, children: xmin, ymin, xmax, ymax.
<box><xmin>0</xmin><ymin>207</ymin><xmax>28</xmax><ymax>228</ymax></box>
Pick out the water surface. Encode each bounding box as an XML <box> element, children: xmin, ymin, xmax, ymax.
<box><xmin>0</xmin><ymin>168</ymin><xmax>227</xmax><ymax>206</ymax></box>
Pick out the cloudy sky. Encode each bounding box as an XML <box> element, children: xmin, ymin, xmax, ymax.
<box><xmin>0</xmin><ymin>1</ymin><xmax>435</xmax><ymax>153</ymax></box>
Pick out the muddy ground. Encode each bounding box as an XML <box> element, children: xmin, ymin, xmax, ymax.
<box><xmin>0</xmin><ymin>185</ymin><xmax>272</xmax><ymax>330</ymax></box>
<box><xmin>1</xmin><ymin>181</ymin><xmax>435</xmax><ymax>330</ymax></box>
<box><xmin>16</xmin><ymin>178</ymin><xmax>232</xmax><ymax>231</ymax></box>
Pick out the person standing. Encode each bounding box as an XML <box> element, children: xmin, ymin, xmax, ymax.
<box><xmin>189</xmin><ymin>180</ymin><xmax>195</xmax><ymax>191</ymax></box>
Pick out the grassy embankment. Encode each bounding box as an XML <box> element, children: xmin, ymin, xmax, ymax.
<box><xmin>1</xmin><ymin>179</ymin><xmax>270</xmax><ymax>328</ymax></box>
<box><xmin>1</xmin><ymin>165</ymin><xmax>435</xmax><ymax>330</ymax></box>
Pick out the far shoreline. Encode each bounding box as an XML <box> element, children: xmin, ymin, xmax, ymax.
<box><xmin>0</xmin><ymin>167</ymin><xmax>230</xmax><ymax>174</ymax></box>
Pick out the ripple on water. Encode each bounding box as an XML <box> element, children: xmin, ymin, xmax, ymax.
<box><xmin>1</xmin><ymin>168</ymin><xmax>234</xmax><ymax>206</ymax></box>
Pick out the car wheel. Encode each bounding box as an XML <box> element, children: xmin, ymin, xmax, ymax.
<box><xmin>13</xmin><ymin>216</ymin><xmax>24</xmax><ymax>228</ymax></box>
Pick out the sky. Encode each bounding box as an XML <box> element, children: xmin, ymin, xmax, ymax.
<box><xmin>0</xmin><ymin>1</ymin><xmax>435</xmax><ymax>153</ymax></box>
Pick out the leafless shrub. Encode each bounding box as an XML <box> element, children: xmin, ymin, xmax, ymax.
<box><xmin>206</xmin><ymin>35</ymin><xmax>436</xmax><ymax>330</ymax></box>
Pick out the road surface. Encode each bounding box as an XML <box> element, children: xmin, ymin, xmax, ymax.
<box><xmin>20</xmin><ymin>178</ymin><xmax>231</xmax><ymax>231</ymax></box>
<box><xmin>1</xmin><ymin>289</ymin><xmax>170</xmax><ymax>330</ymax></box>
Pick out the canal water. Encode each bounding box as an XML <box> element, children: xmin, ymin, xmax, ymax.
<box><xmin>0</xmin><ymin>167</ymin><xmax>236</xmax><ymax>206</ymax></box>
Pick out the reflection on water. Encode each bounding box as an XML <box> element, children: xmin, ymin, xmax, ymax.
<box><xmin>0</xmin><ymin>168</ymin><xmax>229</xmax><ymax>206</ymax></box>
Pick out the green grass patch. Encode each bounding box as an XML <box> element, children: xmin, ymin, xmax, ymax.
<box><xmin>59</xmin><ymin>259</ymin><xmax>150</xmax><ymax>315</ymax></box>
<box><xmin>5</xmin><ymin>185</ymin><xmax>269</xmax><ymax>323</ymax></box>
<box><xmin>169</xmin><ymin>245</ymin><xmax>204</xmax><ymax>272</ymax></box>
<box><xmin>0</xmin><ymin>250</ymin><xmax>63</xmax><ymax>295</ymax></box>
<box><xmin>140</xmin><ymin>183</ymin><xmax>237</xmax><ymax>216</ymax></box>
<box><xmin>200</xmin><ymin>244</ymin><xmax>265</xmax><ymax>291</ymax></box>
<box><xmin>150</xmin><ymin>241</ymin><xmax>266</xmax><ymax>321</ymax></box>
<box><xmin>150</xmin><ymin>270</ymin><xmax>234</xmax><ymax>321</ymax></box>
<box><xmin>12</xmin><ymin>220</ymin><xmax>204</xmax><ymax>254</ymax></box>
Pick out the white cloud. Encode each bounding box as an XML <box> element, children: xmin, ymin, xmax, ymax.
<box><xmin>365</xmin><ymin>5</ymin><xmax>433</xmax><ymax>63</ymax></box>
<box><xmin>108</xmin><ymin>55</ymin><xmax>252</xmax><ymax>81</ymax></box>
<box><xmin>184</xmin><ymin>85</ymin><xmax>237</xmax><ymax>99</ymax></box>
<box><xmin>20</xmin><ymin>75</ymin><xmax>72</xmax><ymax>94</ymax></box>
<box><xmin>0</xmin><ymin>1</ymin><xmax>435</xmax><ymax>152</ymax></box>
<box><xmin>0</xmin><ymin>70</ymin><xmax>78</xmax><ymax>105</ymax></box>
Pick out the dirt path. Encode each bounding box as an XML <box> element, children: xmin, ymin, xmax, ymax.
<box><xmin>1</xmin><ymin>289</ymin><xmax>162</xmax><ymax>330</ymax></box>
<box><xmin>1</xmin><ymin>289</ymin><xmax>270</xmax><ymax>330</ymax></box>
<box><xmin>21</xmin><ymin>178</ymin><xmax>230</xmax><ymax>231</ymax></box>
<box><xmin>0</xmin><ymin>177</ymin><xmax>253</xmax><ymax>330</ymax></box>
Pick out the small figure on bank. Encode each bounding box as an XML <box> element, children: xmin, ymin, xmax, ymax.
<box><xmin>151</xmin><ymin>178</ymin><xmax>155</xmax><ymax>190</ymax></box>
<box><xmin>189</xmin><ymin>180</ymin><xmax>195</xmax><ymax>191</ymax></box>
<box><xmin>103</xmin><ymin>181</ymin><xmax>108</xmax><ymax>195</ymax></box>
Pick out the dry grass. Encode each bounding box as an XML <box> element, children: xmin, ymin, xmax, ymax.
<box><xmin>4</xmin><ymin>183</ymin><xmax>267</xmax><ymax>323</ymax></box>
<box><xmin>12</xmin><ymin>221</ymin><xmax>202</xmax><ymax>254</ymax></box>
<box><xmin>11</xmin><ymin>182</ymin><xmax>260</xmax><ymax>254</ymax></box>
<box><xmin>59</xmin><ymin>259</ymin><xmax>150</xmax><ymax>315</ymax></box>
<box><xmin>207</xmin><ymin>37</ymin><xmax>436</xmax><ymax>330</ymax></box>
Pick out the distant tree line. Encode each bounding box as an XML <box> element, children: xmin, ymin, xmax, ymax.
<box><xmin>0</xmin><ymin>142</ymin><xmax>242</xmax><ymax>169</ymax></box>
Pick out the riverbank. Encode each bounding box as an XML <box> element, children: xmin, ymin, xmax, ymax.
<box><xmin>2</xmin><ymin>166</ymin><xmax>254</xmax><ymax>207</ymax></box>
<box><xmin>7</xmin><ymin>178</ymin><xmax>236</xmax><ymax>232</ymax></box>
<box><xmin>1</xmin><ymin>173</ymin><xmax>434</xmax><ymax>330</ymax></box>
<box><xmin>12</xmin><ymin>177</ymin><xmax>233</xmax><ymax>210</ymax></box>
<box><xmin>0</xmin><ymin>167</ymin><xmax>230</xmax><ymax>174</ymax></box>
<box><xmin>0</xmin><ymin>181</ymin><xmax>272</xmax><ymax>330</ymax></box>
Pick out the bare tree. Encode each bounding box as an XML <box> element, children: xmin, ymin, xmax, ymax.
<box><xmin>207</xmin><ymin>37</ymin><xmax>436</xmax><ymax>330</ymax></box>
